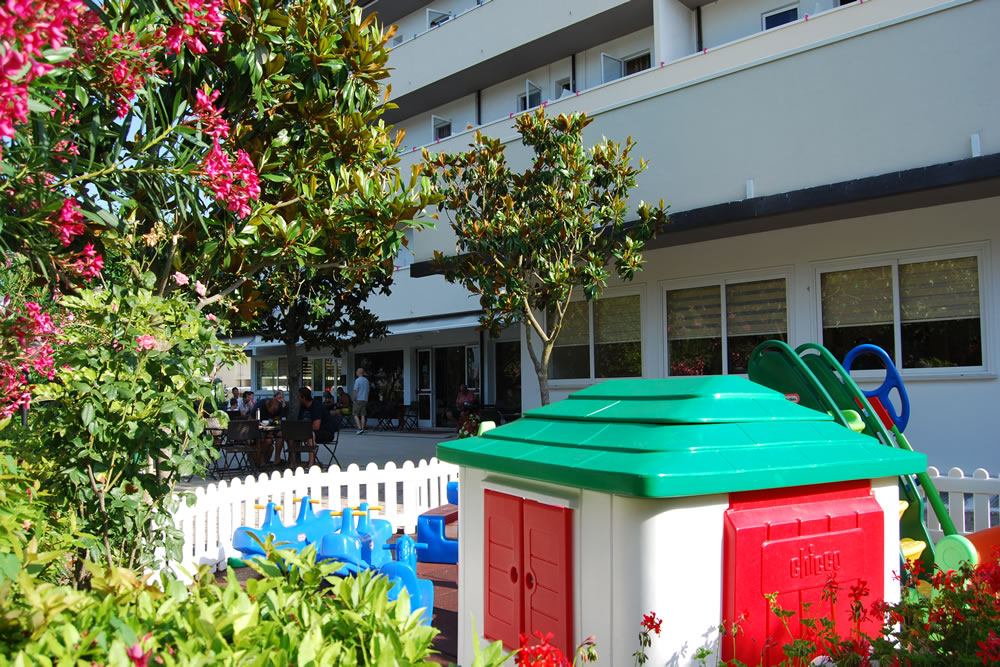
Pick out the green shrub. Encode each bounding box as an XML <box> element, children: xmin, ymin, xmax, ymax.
<box><xmin>0</xmin><ymin>540</ymin><xmax>439</xmax><ymax>666</ymax></box>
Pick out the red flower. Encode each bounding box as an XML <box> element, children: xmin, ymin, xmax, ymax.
<box><xmin>516</xmin><ymin>631</ymin><xmax>570</xmax><ymax>667</ymax></box>
<box><xmin>640</xmin><ymin>612</ymin><xmax>662</xmax><ymax>636</ymax></box>
<box><xmin>976</xmin><ymin>631</ymin><xmax>1000</xmax><ymax>665</ymax></box>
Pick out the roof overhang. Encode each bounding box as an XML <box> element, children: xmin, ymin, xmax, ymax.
<box><xmin>411</xmin><ymin>153</ymin><xmax>1000</xmax><ymax>277</ymax></box>
<box><xmin>385</xmin><ymin>311</ymin><xmax>483</xmax><ymax>336</ymax></box>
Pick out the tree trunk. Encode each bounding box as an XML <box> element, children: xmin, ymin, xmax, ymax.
<box><xmin>523</xmin><ymin>319</ymin><xmax>553</xmax><ymax>406</ymax></box>
<box><xmin>285</xmin><ymin>337</ymin><xmax>301</xmax><ymax>418</ymax></box>
<box><xmin>536</xmin><ymin>363</ymin><xmax>550</xmax><ymax>406</ymax></box>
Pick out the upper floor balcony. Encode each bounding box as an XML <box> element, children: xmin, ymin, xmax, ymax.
<box><xmin>393</xmin><ymin>0</ymin><xmax>997</xmax><ymax>261</ymax></box>
<box><xmin>377</xmin><ymin>0</ymin><xmax>673</xmax><ymax>124</ymax></box>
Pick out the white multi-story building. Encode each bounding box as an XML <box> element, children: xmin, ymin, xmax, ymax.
<box><xmin>248</xmin><ymin>0</ymin><xmax>1000</xmax><ymax>473</ymax></box>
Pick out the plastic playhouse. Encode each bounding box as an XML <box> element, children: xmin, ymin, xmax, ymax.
<box><xmin>438</xmin><ymin>368</ymin><xmax>927</xmax><ymax>666</ymax></box>
<box><xmin>232</xmin><ymin>498</ymin><xmax>435</xmax><ymax>625</ymax></box>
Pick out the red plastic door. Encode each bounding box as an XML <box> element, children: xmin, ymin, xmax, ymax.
<box><xmin>722</xmin><ymin>480</ymin><xmax>885</xmax><ymax>666</ymax></box>
<box><xmin>484</xmin><ymin>490</ymin><xmax>524</xmax><ymax>648</ymax></box>
<box><xmin>522</xmin><ymin>499</ymin><xmax>574</xmax><ymax>656</ymax></box>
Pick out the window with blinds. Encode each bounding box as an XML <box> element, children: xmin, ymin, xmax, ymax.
<box><xmin>901</xmin><ymin>257</ymin><xmax>981</xmax><ymax>368</ymax></box>
<box><xmin>666</xmin><ymin>285</ymin><xmax>722</xmax><ymax>376</ymax></box>
<box><xmin>666</xmin><ymin>278</ymin><xmax>787</xmax><ymax>375</ymax></box>
<box><xmin>821</xmin><ymin>266</ymin><xmax>893</xmax><ymax>370</ymax></box>
<box><xmin>595</xmin><ymin>295</ymin><xmax>641</xmax><ymax>377</ymax></box>
<box><xmin>549</xmin><ymin>300</ymin><xmax>591</xmax><ymax>380</ymax></box>
<box><xmin>820</xmin><ymin>255</ymin><xmax>981</xmax><ymax>370</ymax></box>
<box><xmin>548</xmin><ymin>295</ymin><xmax>643</xmax><ymax>380</ymax></box>
<box><xmin>727</xmin><ymin>279</ymin><xmax>788</xmax><ymax>373</ymax></box>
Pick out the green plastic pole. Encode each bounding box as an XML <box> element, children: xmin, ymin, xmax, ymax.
<box><xmin>891</xmin><ymin>425</ymin><xmax>957</xmax><ymax>537</ymax></box>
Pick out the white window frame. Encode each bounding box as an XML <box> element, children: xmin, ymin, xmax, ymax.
<box><xmin>517</xmin><ymin>80</ymin><xmax>542</xmax><ymax>112</ymax></box>
<box><xmin>661</xmin><ymin>267</ymin><xmax>793</xmax><ymax>377</ymax></box>
<box><xmin>554</xmin><ymin>77</ymin><xmax>572</xmax><ymax>98</ymax></box>
<box><xmin>427</xmin><ymin>8</ymin><xmax>451</xmax><ymax>29</ymax></box>
<box><xmin>762</xmin><ymin>4</ymin><xmax>798</xmax><ymax>30</ymax></box>
<box><xmin>623</xmin><ymin>49</ymin><xmax>652</xmax><ymax>76</ymax></box>
<box><xmin>600</xmin><ymin>52</ymin><xmax>624</xmax><ymax>84</ymax></box>
<box><xmin>547</xmin><ymin>288</ymin><xmax>644</xmax><ymax>385</ymax></box>
<box><xmin>431</xmin><ymin>114</ymin><xmax>452</xmax><ymax>141</ymax></box>
<box><xmin>812</xmin><ymin>242</ymin><xmax>990</xmax><ymax>380</ymax></box>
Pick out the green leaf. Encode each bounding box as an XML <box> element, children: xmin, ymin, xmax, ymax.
<box><xmin>81</xmin><ymin>403</ymin><xmax>96</xmax><ymax>427</ymax></box>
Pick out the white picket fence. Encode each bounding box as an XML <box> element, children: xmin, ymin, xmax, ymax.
<box><xmin>170</xmin><ymin>457</ymin><xmax>459</xmax><ymax>575</ymax></box>
<box><xmin>925</xmin><ymin>466</ymin><xmax>1000</xmax><ymax>542</ymax></box>
<box><xmin>169</xmin><ymin>461</ymin><xmax>1000</xmax><ymax>576</ymax></box>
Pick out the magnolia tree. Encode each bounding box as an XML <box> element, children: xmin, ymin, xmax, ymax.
<box><xmin>424</xmin><ymin>109</ymin><xmax>669</xmax><ymax>405</ymax></box>
<box><xmin>0</xmin><ymin>0</ymin><xmax>432</xmax><ymax>574</ymax></box>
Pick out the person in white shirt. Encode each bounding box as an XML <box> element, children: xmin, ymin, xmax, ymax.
<box><xmin>238</xmin><ymin>391</ymin><xmax>256</xmax><ymax>417</ymax></box>
<box><xmin>353</xmin><ymin>367</ymin><xmax>370</xmax><ymax>434</ymax></box>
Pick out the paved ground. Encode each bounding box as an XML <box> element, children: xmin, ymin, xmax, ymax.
<box><xmin>180</xmin><ymin>428</ymin><xmax>458</xmax><ymax>491</ymax></box>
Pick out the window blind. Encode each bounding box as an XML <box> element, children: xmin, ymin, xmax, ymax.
<box><xmin>553</xmin><ymin>301</ymin><xmax>590</xmax><ymax>346</ymax></box>
<box><xmin>821</xmin><ymin>266</ymin><xmax>893</xmax><ymax>328</ymax></box>
<box><xmin>666</xmin><ymin>285</ymin><xmax>722</xmax><ymax>340</ymax></box>
<box><xmin>726</xmin><ymin>279</ymin><xmax>787</xmax><ymax>336</ymax></box>
<box><xmin>900</xmin><ymin>257</ymin><xmax>979</xmax><ymax>323</ymax></box>
<box><xmin>595</xmin><ymin>295</ymin><xmax>640</xmax><ymax>344</ymax></box>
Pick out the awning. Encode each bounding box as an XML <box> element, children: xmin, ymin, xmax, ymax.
<box><xmin>386</xmin><ymin>312</ymin><xmax>483</xmax><ymax>336</ymax></box>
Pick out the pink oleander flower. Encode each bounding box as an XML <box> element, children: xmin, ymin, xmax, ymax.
<box><xmin>193</xmin><ymin>88</ymin><xmax>230</xmax><ymax>140</ymax></box>
<box><xmin>199</xmin><ymin>141</ymin><xmax>259</xmax><ymax>218</ymax></box>
<box><xmin>135</xmin><ymin>334</ymin><xmax>156</xmax><ymax>351</ymax></box>
<box><xmin>51</xmin><ymin>198</ymin><xmax>86</xmax><ymax>246</ymax></box>
<box><xmin>206</xmin><ymin>313</ymin><xmax>217</xmax><ymax>322</ymax></box>
<box><xmin>67</xmin><ymin>243</ymin><xmax>103</xmax><ymax>281</ymax></box>
<box><xmin>194</xmin><ymin>280</ymin><xmax>206</xmax><ymax>297</ymax></box>
<box><xmin>0</xmin><ymin>0</ymin><xmax>83</xmax><ymax>138</ymax></box>
<box><xmin>172</xmin><ymin>271</ymin><xmax>189</xmax><ymax>286</ymax></box>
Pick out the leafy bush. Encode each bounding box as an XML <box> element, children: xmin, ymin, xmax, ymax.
<box><xmin>4</xmin><ymin>282</ymin><xmax>243</xmax><ymax>580</ymax></box>
<box><xmin>0</xmin><ymin>539</ymin><xmax>439</xmax><ymax>666</ymax></box>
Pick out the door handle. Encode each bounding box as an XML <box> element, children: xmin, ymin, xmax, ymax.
<box><xmin>525</xmin><ymin>571</ymin><xmax>535</xmax><ymax>590</ymax></box>
<box><xmin>510</xmin><ymin>566</ymin><xmax>518</xmax><ymax>583</ymax></box>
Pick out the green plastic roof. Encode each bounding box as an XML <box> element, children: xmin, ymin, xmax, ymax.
<box><xmin>436</xmin><ymin>376</ymin><xmax>925</xmax><ymax>498</ymax></box>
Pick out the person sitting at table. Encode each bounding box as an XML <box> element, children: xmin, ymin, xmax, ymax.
<box><xmin>273</xmin><ymin>390</ymin><xmax>288</xmax><ymax>415</ymax></box>
<box><xmin>238</xmin><ymin>390</ymin><xmax>256</xmax><ymax>417</ymax></box>
<box><xmin>297</xmin><ymin>387</ymin><xmax>338</xmax><ymax>467</ymax></box>
<box><xmin>323</xmin><ymin>390</ymin><xmax>336</xmax><ymax>409</ymax></box>
<box><xmin>336</xmin><ymin>387</ymin><xmax>352</xmax><ymax>414</ymax></box>
<box><xmin>446</xmin><ymin>383</ymin><xmax>478</xmax><ymax>426</ymax></box>
<box><xmin>228</xmin><ymin>397</ymin><xmax>239</xmax><ymax>411</ymax></box>
<box><xmin>255</xmin><ymin>398</ymin><xmax>282</xmax><ymax>465</ymax></box>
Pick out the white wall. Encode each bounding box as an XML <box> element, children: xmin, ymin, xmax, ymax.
<box><xmin>702</xmin><ymin>0</ymin><xmax>840</xmax><ymax>49</ymax></box>
<box><xmin>390</xmin><ymin>0</ymin><xmax>481</xmax><ymax>45</ymax></box>
<box><xmin>396</xmin><ymin>93</ymin><xmax>477</xmax><ymax>150</ymax></box>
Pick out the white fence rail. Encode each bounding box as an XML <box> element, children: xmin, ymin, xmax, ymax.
<box><xmin>171</xmin><ymin>463</ymin><xmax>1000</xmax><ymax>575</ymax></box>
<box><xmin>925</xmin><ymin>466</ymin><xmax>1000</xmax><ymax>542</ymax></box>
<box><xmin>170</xmin><ymin>458</ymin><xmax>459</xmax><ymax>575</ymax></box>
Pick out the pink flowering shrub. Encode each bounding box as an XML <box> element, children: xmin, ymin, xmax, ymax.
<box><xmin>0</xmin><ymin>291</ymin><xmax>59</xmax><ymax>420</ymax></box>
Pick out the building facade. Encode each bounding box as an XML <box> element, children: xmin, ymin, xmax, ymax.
<box><xmin>248</xmin><ymin>0</ymin><xmax>1000</xmax><ymax>473</ymax></box>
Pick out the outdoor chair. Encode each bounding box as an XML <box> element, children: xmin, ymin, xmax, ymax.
<box><xmin>373</xmin><ymin>401</ymin><xmax>400</xmax><ymax>431</ymax></box>
<box><xmin>317</xmin><ymin>429</ymin><xmax>341</xmax><ymax>468</ymax></box>
<box><xmin>282</xmin><ymin>420</ymin><xmax>317</xmax><ymax>470</ymax></box>
<box><xmin>401</xmin><ymin>404</ymin><xmax>418</xmax><ymax>431</ymax></box>
<box><xmin>479</xmin><ymin>404</ymin><xmax>503</xmax><ymax>426</ymax></box>
<box><xmin>222</xmin><ymin>420</ymin><xmax>261</xmax><ymax>475</ymax></box>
